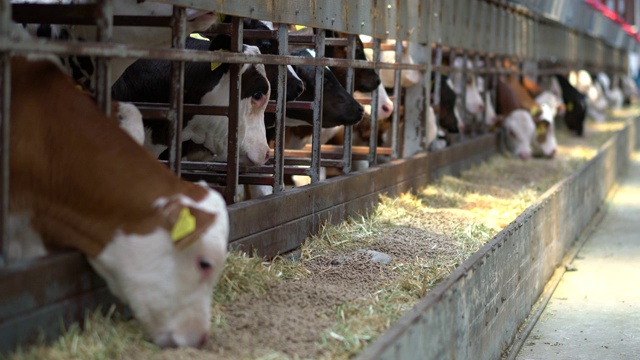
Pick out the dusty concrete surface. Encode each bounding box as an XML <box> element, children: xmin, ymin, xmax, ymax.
<box><xmin>517</xmin><ymin>152</ymin><xmax>640</xmax><ymax>360</ymax></box>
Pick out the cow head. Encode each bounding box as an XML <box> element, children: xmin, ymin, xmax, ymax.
<box><xmin>236</xmin><ymin>18</ymin><xmax>305</xmax><ymax>101</ymax></box>
<box><xmin>531</xmin><ymin>103</ymin><xmax>557</xmax><ymax>158</ymax></box>
<box><xmin>355</xmin><ymin>82</ymin><xmax>394</xmax><ymax>121</ymax></box>
<box><xmin>181</xmin><ymin>35</ymin><xmax>271</xmax><ymax>166</ymax></box>
<box><xmin>451</xmin><ymin>57</ymin><xmax>485</xmax><ymax>115</ymax></box>
<box><xmin>503</xmin><ymin>109</ymin><xmax>535</xmax><ymax>160</ymax></box>
<box><xmin>325</xmin><ymin>31</ymin><xmax>380</xmax><ymax>93</ymax></box>
<box><xmin>360</xmin><ymin>36</ymin><xmax>421</xmax><ymax>89</ymax></box>
<box><xmin>286</xmin><ymin>49</ymin><xmax>364</xmax><ymax>128</ymax></box>
<box><xmin>432</xmin><ymin>73</ymin><xmax>461</xmax><ymax>134</ymax></box>
<box><xmin>88</xmin><ymin>184</ymin><xmax>228</xmax><ymax>348</ymax></box>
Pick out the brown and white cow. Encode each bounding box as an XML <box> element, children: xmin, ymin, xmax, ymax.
<box><xmin>9</xmin><ymin>53</ymin><xmax>228</xmax><ymax>348</ymax></box>
<box><xmin>491</xmin><ymin>77</ymin><xmax>557</xmax><ymax>159</ymax></box>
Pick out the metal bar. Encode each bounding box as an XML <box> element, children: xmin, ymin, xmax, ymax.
<box><xmin>309</xmin><ymin>29</ymin><xmax>324</xmax><ymax>184</ymax></box>
<box><xmin>11</xmin><ymin>4</ymin><xmax>172</xmax><ymax>27</ymax></box>
<box><xmin>341</xmin><ymin>34</ymin><xmax>355</xmax><ymax>174</ymax></box>
<box><xmin>273</xmin><ymin>23</ymin><xmax>288</xmax><ymax>194</ymax></box>
<box><xmin>391</xmin><ymin>38</ymin><xmax>403</xmax><ymax>160</ymax></box>
<box><xmin>225</xmin><ymin>17</ymin><xmax>243</xmax><ymax>203</ymax></box>
<box><xmin>475</xmin><ymin>52</ymin><xmax>482</xmax><ymax>133</ymax></box>
<box><xmin>368</xmin><ymin>37</ymin><xmax>380</xmax><ymax>166</ymax></box>
<box><xmin>0</xmin><ymin>0</ymin><xmax>10</xmax><ymax>267</ymax></box>
<box><xmin>94</xmin><ymin>0</ymin><xmax>112</xmax><ymax>115</ymax></box>
<box><xmin>0</xmin><ymin>40</ymin><xmax>424</xmax><ymax>70</ymax></box>
<box><xmin>423</xmin><ymin>27</ymin><xmax>433</xmax><ymax>152</ymax></box>
<box><xmin>167</xmin><ymin>6</ymin><xmax>186</xmax><ymax>175</ymax></box>
<box><xmin>433</xmin><ymin>45</ymin><xmax>443</xmax><ymax>106</ymax></box>
<box><xmin>460</xmin><ymin>49</ymin><xmax>468</xmax><ymax>137</ymax></box>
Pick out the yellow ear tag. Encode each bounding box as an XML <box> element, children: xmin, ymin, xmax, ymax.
<box><xmin>530</xmin><ymin>104</ymin><xmax>540</xmax><ymax>116</ymax></box>
<box><xmin>536</xmin><ymin>124</ymin><xmax>546</xmax><ymax>136</ymax></box>
<box><xmin>190</xmin><ymin>33</ymin><xmax>210</xmax><ymax>41</ymax></box>
<box><xmin>217</xmin><ymin>13</ymin><xmax>226</xmax><ymax>23</ymax></box>
<box><xmin>430</xmin><ymin>78</ymin><xmax>435</xmax><ymax>91</ymax></box>
<box><xmin>295</xmin><ymin>25</ymin><xmax>307</xmax><ymax>31</ymax></box>
<box><xmin>211</xmin><ymin>49</ymin><xmax>228</xmax><ymax>71</ymax></box>
<box><xmin>566</xmin><ymin>101</ymin><xmax>574</xmax><ymax>112</ymax></box>
<box><xmin>171</xmin><ymin>207</ymin><xmax>196</xmax><ymax>242</ymax></box>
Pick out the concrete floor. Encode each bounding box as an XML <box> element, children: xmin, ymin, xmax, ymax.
<box><xmin>516</xmin><ymin>152</ymin><xmax>640</xmax><ymax>360</ymax></box>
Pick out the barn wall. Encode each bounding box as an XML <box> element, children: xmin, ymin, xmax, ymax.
<box><xmin>357</xmin><ymin>116</ymin><xmax>639</xmax><ymax>360</ymax></box>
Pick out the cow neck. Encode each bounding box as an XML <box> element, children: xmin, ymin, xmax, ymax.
<box><xmin>10</xmin><ymin>57</ymin><xmax>207</xmax><ymax>258</ymax></box>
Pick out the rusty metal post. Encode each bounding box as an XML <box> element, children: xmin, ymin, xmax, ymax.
<box><xmin>341</xmin><ymin>34</ymin><xmax>355</xmax><ymax>174</ymax></box>
<box><xmin>168</xmin><ymin>6</ymin><xmax>186</xmax><ymax>176</ymax></box>
<box><xmin>309</xmin><ymin>29</ymin><xmax>324</xmax><ymax>184</ymax></box>
<box><xmin>225</xmin><ymin>17</ymin><xmax>243</xmax><ymax>202</ymax></box>
<box><xmin>423</xmin><ymin>27</ymin><xmax>433</xmax><ymax>152</ymax></box>
<box><xmin>0</xmin><ymin>0</ymin><xmax>10</xmax><ymax>267</ymax></box>
<box><xmin>273</xmin><ymin>23</ymin><xmax>288</xmax><ymax>194</ymax></box>
<box><xmin>95</xmin><ymin>0</ymin><xmax>113</xmax><ymax>116</ymax></box>
<box><xmin>391</xmin><ymin>38</ymin><xmax>404</xmax><ymax>160</ymax></box>
<box><xmin>368</xmin><ymin>37</ymin><xmax>380</xmax><ymax>166</ymax></box>
<box><xmin>433</xmin><ymin>45</ymin><xmax>443</xmax><ymax>108</ymax></box>
<box><xmin>475</xmin><ymin>52</ymin><xmax>482</xmax><ymax>132</ymax></box>
<box><xmin>460</xmin><ymin>49</ymin><xmax>468</xmax><ymax>138</ymax></box>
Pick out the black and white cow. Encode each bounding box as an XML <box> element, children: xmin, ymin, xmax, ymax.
<box><xmin>284</xmin><ymin>49</ymin><xmax>364</xmax><ymax>128</ymax></box>
<box><xmin>224</xmin><ymin>18</ymin><xmax>305</xmax><ymax>102</ymax></box>
<box><xmin>431</xmin><ymin>73</ymin><xmax>461</xmax><ymax>135</ymax></box>
<box><xmin>112</xmin><ymin>35</ymin><xmax>271</xmax><ymax>166</ymax></box>
<box><xmin>324</xmin><ymin>30</ymin><xmax>380</xmax><ymax>93</ymax></box>
<box><xmin>555</xmin><ymin>74</ymin><xmax>587</xmax><ymax>136</ymax></box>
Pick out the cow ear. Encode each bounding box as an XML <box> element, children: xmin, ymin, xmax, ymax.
<box><xmin>208</xmin><ymin>34</ymin><xmax>231</xmax><ymax>52</ymax></box>
<box><xmin>161</xmin><ymin>200</ymin><xmax>217</xmax><ymax>251</ymax></box>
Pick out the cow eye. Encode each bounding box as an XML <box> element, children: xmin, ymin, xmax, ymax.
<box><xmin>252</xmin><ymin>92</ymin><xmax>264</xmax><ymax>101</ymax></box>
<box><xmin>198</xmin><ymin>259</ymin><xmax>212</xmax><ymax>271</ymax></box>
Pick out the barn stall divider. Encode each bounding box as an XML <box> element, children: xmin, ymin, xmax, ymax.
<box><xmin>0</xmin><ymin>0</ymin><xmax>635</xmax><ymax>355</ymax></box>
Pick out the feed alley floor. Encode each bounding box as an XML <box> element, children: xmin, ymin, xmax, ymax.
<box><xmin>516</xmin><ymin>151</ymin><xmax>640</xmax><ymax>360</ymax></box>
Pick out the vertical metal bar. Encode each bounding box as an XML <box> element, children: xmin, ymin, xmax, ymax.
<box><xmin>168</xmin><ymin>6</ymin><xmax>186</xmax><ymax>177</ymax></box>
<box><xmin>460</xmin><ymin>49</ymin><xmax>468</xmax><ymax>138</ymax></box>
<box><xmin>225</xmin><ymin>17</ymin><xmax>243</xmax><ymax>202</ymax></box>
<box><xmin>475</xmin><ymin>52</ymin><xmax>482</xmax><ymax>133</ymax></box>
<box><xmin>391</xmin><ymin>39</ymin><xmax>403</xmax><ymax>160</ymax></box>
<box><xmin>95</xmin><ymin>0</ymin><xmax>113</xmax><ymax>116</ymax></box>
<box><xmin>0</xmin><ymin>0</ymin><xmax>10</xmax><ymax>267</ymax></box>
<box><xmin>341</xmin><ymin>34</ymin><xmax>355</xmax><ymax>174</ymax></box>
<box><xmin>368</xmin><ymin>37</ymin><xmax>380</xmax><ymax>166</ymax></box>
<box><xmin>273</xmin><ymin>23</ymin><xmax>288</xmax><ymax>194</ymax></box>
<box><xmin>493</xmin><ymin>55</ymin><xmax>500</xmax><ymax>105</ymax></box>
<box><xmin>433</xmin><ymin>44</ymin><xmax>443</xmax><ymax>107</ymax></box>
<box><xmin>309</xmin><ymin>29</ymin><xmax>325</xmax><ymax>184</ymax></box>
<box><xmin>423</xmin><ymin>37</ymin><xmax>433</xmax><ymax>151</ymax></box>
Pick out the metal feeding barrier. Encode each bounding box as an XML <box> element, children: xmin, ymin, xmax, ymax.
<box><xmin>0</xmin><ymin>0</ymin><xmax>634</xmax><ymax>352</ymax></box>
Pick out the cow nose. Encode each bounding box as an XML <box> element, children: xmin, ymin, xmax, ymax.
<box><xmin>518</xmin><ymin>152</ymin><xmax>531</xmax><ymax>160</ymax></box>
<box><xmin>357</xmin><ymin>105</ymin><xmax>365</xmax><ymax>117</ymax></box>
<box><xmin>547</xmin><ymin>149</ymin><xmax>556</xmax><ymax>158</ymax></box>
<box><xmin>382</xmin><ymin>104</ymin><xmax>392</xmax><ymax>114</ymax></box>
<box><xmin>264</xmin><ymin>151</ymin><xmax>271</xmax><ymax>162</ymax></box>
<box><xmin>478</xmin><ymin>104</ymin><xmax>484</xmax><ymax>112</ymax></box>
